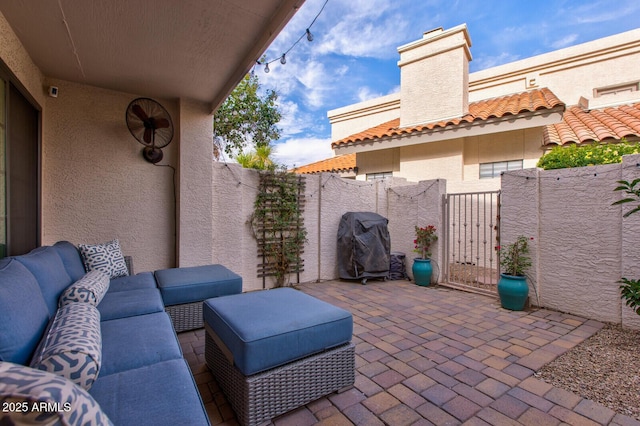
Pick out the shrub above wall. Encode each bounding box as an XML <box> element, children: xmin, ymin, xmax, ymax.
<box><xmin>537</xmin><ymin>140</ymin><xmax>640</xmax><ymax>170</ymax></box>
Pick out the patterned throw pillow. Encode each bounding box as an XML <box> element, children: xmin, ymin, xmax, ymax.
<box><xmin>30</xmin><ymin>303</ymin><xmax>102</xmax><ymax>390</ymax></box>
<box><xmin>78</xmin><ymin>239</ymin><xmax>129</xmax><ymax>279</ymax></box>
<box><xmin>0</xmin><ymin>361</ymin><xmax>112</xmax><ymax>425</ymax></box>
<box><xmin>59</xmin><ymin>270</ymin><xmax>110</xmax><ymax>307</ymax></box>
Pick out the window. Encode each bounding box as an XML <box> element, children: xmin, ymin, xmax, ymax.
<box><xmin>594</xmin><ymin>82</ymin><xmax>639</xmax><ymax>98</ymax></box>
<box><xmin>366</xmin><ymin>171</ymin><xmax>393</xmax><ymax>181</ymax></box>
<box><xmin>479</xmin><ymin>160</ymin><xmax>523</xmax><ymax>179</ymax></box>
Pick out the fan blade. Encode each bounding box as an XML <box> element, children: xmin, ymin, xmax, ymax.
<box><xmin>143</xmin><ymin>128</ymin><xmax>153</xmax><ymax>144</ymax></box>
<box><xmin>154</xmin><ymin>118</ymin><xmax>170</xmax><ymax>129</ymax></box>
<box><xmin>131</xmin><ymin>104</ymin><xmax>149</xmax><ymax>122</ymax></box>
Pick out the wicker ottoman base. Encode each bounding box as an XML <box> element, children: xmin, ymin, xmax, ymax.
<box><xmin>165</xmin><ymin>301</ymin><xmax>202</xmax><ymax>333</ymax></box>
<box><xmin>205</xmin><ymin>326</ymin><xmax>355</xmax><ymax>426</ymax></box>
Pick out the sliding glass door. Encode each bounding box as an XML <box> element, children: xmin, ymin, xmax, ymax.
<box><xmin>0</xmin><ymin>78</ymin><xmax>5</xmax><ymax>257</ymax></box>
<box><xmin>0</xmin><ymin>66</ymin><xmax>40</xmax><ymax>257</ymax></box>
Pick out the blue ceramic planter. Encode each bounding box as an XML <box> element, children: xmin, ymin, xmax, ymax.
<box><xmin>497</xmin><ymin>273</ymin><xmax>529</xmax><ymax>311</ymax></box>
<box><xmin>412</xmin><ymin>258</ymin><xmax>433</xmax><ymax>286</ymax></box>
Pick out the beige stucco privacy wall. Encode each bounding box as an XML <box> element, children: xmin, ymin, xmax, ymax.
<box><xmin>210</xmin><ymin>163</ymin><xmax>446</xmax><ymax>290</ymax></box>
<box><xmin>500</xmin><ymin>155</ymin><xmax>640</xmax><ymax>330</ymax></box>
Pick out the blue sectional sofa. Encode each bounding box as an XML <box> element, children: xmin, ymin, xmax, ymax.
<box><xmin>0</xmin><ymin>241</ymin><xmax>211</xmax><ymax>425</ymax></box>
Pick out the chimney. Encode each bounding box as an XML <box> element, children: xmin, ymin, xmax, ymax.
<box><xmin>398</xmin><ymin>25</ymin><xmax>472</xmax><ymax>128</ymax></box>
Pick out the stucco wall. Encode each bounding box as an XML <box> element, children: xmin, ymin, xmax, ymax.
<box><xmin>469</xmin><ymin>28</ymin><xmax>640</xmax><ymax>108</ymax></box>
<box><xmin>0</xmin><ymin>11</ymin><xmax>46</xmax><ymax>108</ymax></box>
<box><xmin>210</xmin><ymin>163</ymin><xmax>445</xmax><ymax>290</ymax></box>
<box><xmin>42</xmin><ymin>79</ymin><xmax>178</xmax><ymax>273</ymax></box>
<box><xmin>177</xmin><ymin>99</ymin><xmax>215</xmax><ymax>267</ymax></box>
<box><xmin>501</xmin><ymin>155</ymin><xmax>640</xmax><ymax>329</ymax></box>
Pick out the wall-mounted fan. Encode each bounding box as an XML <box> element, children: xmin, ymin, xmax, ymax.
<box><xmin>125</xmin><ymin>97</ymin><xmax>174</xmax><ymax>163</ymax></box>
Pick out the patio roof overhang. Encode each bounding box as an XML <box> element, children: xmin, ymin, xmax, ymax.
<box><xmin>0</xmin><ymin>0</ymin><xmax>304</xmax><ymax>113</ymax></box>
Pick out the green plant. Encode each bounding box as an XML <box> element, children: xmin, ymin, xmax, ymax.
<box><xmin>496</xmin><ymin>236</ymin><xmax>533</xmax><ymax>276</ymax></box>
<box><xmin>251</xmin><ymin>171</ymin><xmax>307</xmax><ymax>287</ymax></box>
<box><xmin>618</xmin><ymin>278</ymin><xmax>640</xmax><ymax>314</ymax></box>
<box><xmin>613</xmin><ymin>178</ymin><xmax>640</xmax><ymax>217</ymax></box>
<box><xmin>537</xmin><ymin>140</ymin><xmax>640</xmax><ymax>170</ymax></box>
<box><xmin>613</xmin><ymin>178</ymin><xmax>640</xmax><ymax>315</ymax></box>
<box><xmin>413</xmin><ymin>225</ymin><xmax>437</xmax><ymax>259</ymax></box>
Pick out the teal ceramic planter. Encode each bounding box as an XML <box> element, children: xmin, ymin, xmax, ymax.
<box><xmin>497</xmin><ymin>273</ymin><xmax>529</xmax><ymax>311</ymax></box>
<box><xmin>412</xmin><ymin>258</ymin><xmax>433</xmax><ymax>287</ymax></box>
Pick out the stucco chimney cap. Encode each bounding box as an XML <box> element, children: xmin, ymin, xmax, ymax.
<box><xmin>423</xmin><ymin>27</ymin><xmax>444</xmax><ymax>38</ymax></box>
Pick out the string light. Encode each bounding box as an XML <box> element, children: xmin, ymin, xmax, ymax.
<box><xmin>256</xmin><ymin>0</ymin><xmax>329</xmax><ymax>73</ymax></box>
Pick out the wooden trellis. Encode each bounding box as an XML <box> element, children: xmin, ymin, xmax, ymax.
<box><xmin>253</xmin><ymin>172</ymin><xmax>306</xmax><ymax>287</ymax></box>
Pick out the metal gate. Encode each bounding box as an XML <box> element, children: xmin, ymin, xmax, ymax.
<box><xmin>443</xmin><ymin>191</ymin><xmax>501</xmax><ymax>294</ymax></box>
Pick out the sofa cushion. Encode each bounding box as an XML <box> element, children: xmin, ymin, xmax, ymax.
<box><xmin>78</xmin><ymin>239</ymin><xmax>129</xmax><ymax>279</ymax></box>
<box><xmin>53</xmin><ymin>240</ymin><xmax>87</xmax><ymax>281</ymax></box>
<box><xmin>14</xmin><ymin>246</ymin><xmax>73</xmax><ymax>316</ymax></box>
<box><xmin>59</xmin><ymin>270</ymin><xmax>110</xmax><ymax>307</ymax></box>
<box><xmin>0</xmin><ymin>259</ymin><xmax>50</xmax><ymax>365</ymax></box>
<box><xmin>89</xmin><ymin>359</ymin><xmax>207</xmax><ymax>426</ymax></box>
<box><xmin>97</xmin><ymin>288</ymin><xmax>164</xmax><ymax>321</ymax></box>
<box><xmin>99</xmin><ymin>312</ymin><xmax>182</xmax><ymax>376</ymax></box>
<box><xmin>108</xmin><ymin>271</ymin><xmax>157</xmax><ymax>292</ymax></box>
<box><xmin>0</xmin><ymin>361</ymin><xmax>112</xmax><ymax>425</ymax></box>
<box><xmin>30</xmin><ymin>303</ymin><xmax>102</xmax><ymax>390</ymax></box>
<box><xmin>203</xmin><ymin>288</ymin><xmax>353</xmax><ymax>375</ymax></box>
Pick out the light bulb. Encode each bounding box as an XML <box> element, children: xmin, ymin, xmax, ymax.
<box><xmin>264</xmin><ymin>62</ymin><xmax>270</xmax><ymax>73</ymax></box>
<box><xmin>280</xmin><ymin>54</ymin><xmax>286</xmax><ymax>65</ymax></box>
<box><xmin>306</xmin><ymin>28</ymin><xmax>314</xmax><ymax>42</ymax></box>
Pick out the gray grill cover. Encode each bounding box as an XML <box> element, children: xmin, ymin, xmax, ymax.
<box><xmin>337</xmin><ymin>212</ymin><xmax>390</xmax><ymax>280</ymax></box>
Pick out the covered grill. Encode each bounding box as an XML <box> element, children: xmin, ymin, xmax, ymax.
<box><xmin>337</xmin><ymin>212</ymin><xmax>390</xmax><ymax>284</ymax></box>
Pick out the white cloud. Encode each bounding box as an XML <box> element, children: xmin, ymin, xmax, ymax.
<box><xmin>550</xmin><ymin>34</ymin><xmax>579</xmax><ymax>50</ymax></box>
<box><xmin>272</xmin><ymin>137</ymin><xmax>334</xmax><ymax>168</ymax></box>
<box><xmin>473</xmin><ymin>52</ymin><xmax>521</xmax><ymax>70</ymax></box>
<box><xmin>357</xmin><ymin>86</ymin><xmax>385</xmax><ymax>102</ymax></box>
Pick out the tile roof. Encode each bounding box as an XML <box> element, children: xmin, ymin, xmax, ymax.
<box><xmin>296</xmin><ymin>95</ymin><xmax>640</xmax><ymax>175</ymax></box>
<box><xmin>291</xmin><ymin>153</ymin><xmax>356</xmax><ymax>174</ymax></box>
<box><xmin>543</xmin><ymin>102</ymin><xmax>640</xmax><ymax>146</ymax></box>
<box><xmin>332</xmin><ymin>88</ymin><xmax>565</xmax><ymax>148</ymax></box>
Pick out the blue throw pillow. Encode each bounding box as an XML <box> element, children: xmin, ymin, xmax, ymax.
<box><xmin>78</xmin><ymin>240</ymin><xmax>129</xmax><ymax>279</ymax></box>
<box><xmin>0</xmin><ymin>259</ymin><xmax>50</xmax><ymax>365</ymax></box>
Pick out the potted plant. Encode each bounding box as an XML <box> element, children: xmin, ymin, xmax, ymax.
<box><xmin>412</xmin><ymin>225</ymin><xmax>437</xmax><ymax>286</ymax></box>
<box><xmin>496</xmin><ymin>236</ymin><xmax>533</xmax><ymax>310</ymax></box>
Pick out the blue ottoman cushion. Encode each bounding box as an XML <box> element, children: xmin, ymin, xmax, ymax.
<box><xmin>155</xmin><ymin>264</ymin><xmax>242</xmax><ymax>306</ymax></box>
<box><xmin>203</xmin><ymin>288</ymin><xmax>353</xmax><ymax>376</ymax></box>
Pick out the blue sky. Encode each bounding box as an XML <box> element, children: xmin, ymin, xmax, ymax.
<box><xmin>256</xmin><ymin>0</ymin><xmax>640</xmax><ymax>168</ymax></box>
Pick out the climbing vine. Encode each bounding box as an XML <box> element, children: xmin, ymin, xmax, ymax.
<box><xmin>251</xmin><ymin>171</ymin><xmax>307</xmax><ymax>287</ymax></box>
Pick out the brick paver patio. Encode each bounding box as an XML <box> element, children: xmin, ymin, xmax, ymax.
<box><xmin>178</xmin><ymin>280</ymin><xmax>640</xmax><ymax>425</ymax></box>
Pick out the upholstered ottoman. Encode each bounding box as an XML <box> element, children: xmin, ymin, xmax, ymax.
<box><xmin>204</xmin><ymin>288</ymin><xmax>355</xmax><ymax>426</ymax></box>
<box><xmin>154</xmin><ymin>264</ymin><xmax>242</xmax><ymax>332</ymax></box>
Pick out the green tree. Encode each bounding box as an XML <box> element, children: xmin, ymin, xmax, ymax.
<box><xmin>213</xmin><ymin>72</ymin><xmax>282</xmax><ymax>163</ymax></box>
<box><xmin>235</xmin><ymin>145</ymin><xmax>278</xmax><ymax>171</ymax></box>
